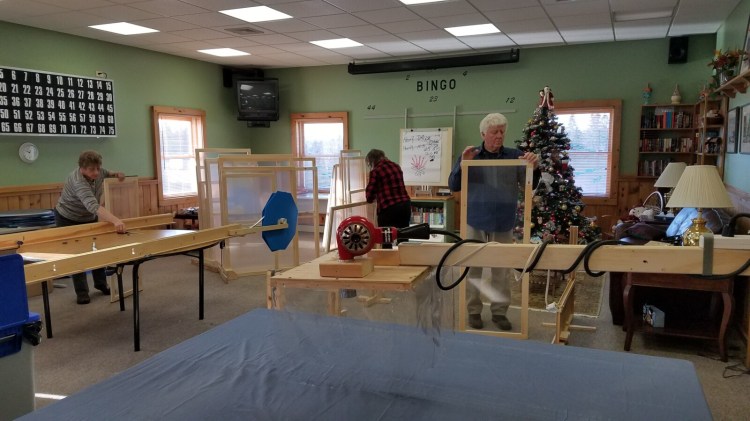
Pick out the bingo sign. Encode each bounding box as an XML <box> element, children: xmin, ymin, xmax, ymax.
<box><xmin>0</xmin><ymin>66</ymin><xmax>116</xmax><ymax>137</ymax></box>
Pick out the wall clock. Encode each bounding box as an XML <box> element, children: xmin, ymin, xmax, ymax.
<box><xmin>19</xmin><ymin>142</ymin><xmax>39</xmax><ymax>163</ymax></box>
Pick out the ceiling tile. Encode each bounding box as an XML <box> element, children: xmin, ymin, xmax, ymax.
<box><xmin>131</xmin><ymin>17</ymin><xmax>200</xmax><ymax>31</ymax></box>
<box><xmin>330</xmin><ymin>25</ymin><xmax>390</xmax><ymax>38</ymax></box>
<box><xmin>37</xmin><ymin>0</ymin><xmax>116</xmax><ymax>10</ymax></box>
<box><xmin>285</xmin><ymin>29</ymin><xmax>344</xmax><ymax>42</ymax></box>
<box><xmin>252</xmin><ymin>19</ymin><xmax>321</xmax><ymax>33</ymax></box>
<box><xmin>484</xmin><ymin>7</ymin><xmax>547</xmax><ymax>23</ymax></box>
<box><xmin>274</xmin><ymin>1</ymin><xmax>346</xmax><ymax>18</ymax></box>
<box><xmin>458</xmin><ymin>33</ymin><xmax>516</xmax><ymax>49</ymax></box>
<box><xmin>86</xmin><ymin>4</ymin><xmax>162</xmax><ymax>20</ymax></box>
<box><xmin>175</xmin><ymin>12</ymin><xmax>242</xmax><ymax>27</ymax></box>
<box><xmin>355</xmin><ymin>7</ymin><xmax>421</xmax><ymax>24</ymax></box>
<box><xmin>614</xmin><ymin>19</ymin><xmax>670</xmax><ymax>40</ymax></box>
<box><xmin>321</xmin><ymin>0</ymin><xmax>403</xmax><ymax>13</ymax></box>
<box><xmin>560</xmin><ymin>28</ymin><xmax>614</xmax><ymax>43</ymax></box>
<box><xmin>408</xmin><ymin>0</ymin><xmax>477</xmax><ymax>18</ymax></box>
<box><xmin>302</xmin><ymin>13</ymin><xmax>369</xmax><ymax>29</ymax></box>
<box><xmin>377</xmin><ymin>19</ymin><xmax>438</xmax><ymax>34</ymax></box>
<box><xmin>541</xmin><ymin>0</ymin><xmax>611</xmax><ymax>17</ymax></box>
<box><xmin>129</xmin><ymin>0</ymin><xmax>210</xmax><ymax>16</ymax></box>
<box><xmin>428</xmin><ymin>13</ymin><xmax>489</xmax><ymax>29</ymax></box>
<box><xmin>169</xmin><ymin>28</ymin><xmax>230</xmax><ymax>40</ymax></box>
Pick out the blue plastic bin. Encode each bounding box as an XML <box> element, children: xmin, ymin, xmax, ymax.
<box><xmin>0</xmin><ymin>254</ymin><xmax>42</xmax><ymax>420</ymax></box>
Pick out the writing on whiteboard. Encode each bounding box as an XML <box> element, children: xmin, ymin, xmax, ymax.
<box><xmin>401</xmin><ymin>130</ymin><xmax>444</xmax><ymax>184</ymax></box>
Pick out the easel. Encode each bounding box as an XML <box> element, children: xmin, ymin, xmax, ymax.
<box><xmin>541</xmin><ymin>226</ymin><xmax>596</xmax><ymax>344</ymax></box>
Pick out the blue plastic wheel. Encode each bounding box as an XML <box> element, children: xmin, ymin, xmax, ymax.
<box><xmin>261</xmin><ymin>191</ymin><xmax>298</xmax><ymax>251</ymax></box>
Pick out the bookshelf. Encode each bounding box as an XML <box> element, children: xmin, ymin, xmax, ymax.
<box><xmin>409</xmin><ymin>196</ymin><xmax>454</xmax><ymax>242</ymax></box>
<box><xmin>637</xmin><ymin>104</ymin><xmax>695</xmax><ymax>178</ymax></box>
<box><xmin>694</xmin><ymin>96</ymin><xmax>727</xmax><ymax>178</ymax></box>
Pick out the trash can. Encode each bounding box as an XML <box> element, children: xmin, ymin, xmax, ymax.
<box><xmin>0</xmin><ymin>254</ymin><xmax>43</xmax><ymax>421</ymax></box>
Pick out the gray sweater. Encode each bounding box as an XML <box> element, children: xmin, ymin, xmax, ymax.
<box><xmin>55</xmin><ymin>168</ymin><xmax>112</xmax><ymax>223</ymax></box>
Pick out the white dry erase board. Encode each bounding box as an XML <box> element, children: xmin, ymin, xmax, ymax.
<box><xmin>399</xmin><ymin>127</ymin><xmax>453</xmax><ymax>186</ymax></box>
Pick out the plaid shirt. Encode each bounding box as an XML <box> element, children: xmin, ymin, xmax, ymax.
<box><xmin>366</xmin><ymin>158</ymin><xmax>410</xmax><ymax>211</ymax></box>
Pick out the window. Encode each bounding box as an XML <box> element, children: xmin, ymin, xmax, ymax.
<box><xmin>555</xmin><ymin>100</ymin><xmax>621</xmax><ymax>205</ymax></box>
<box><xmin>152</xmin><ymin>106</ymin><xmax>206</xmax><ymax>206</ymax></box>
<box><xmin>291</xmin><ymin>112</ymin><xmax>348</xmax><ymax>192</ymax></box>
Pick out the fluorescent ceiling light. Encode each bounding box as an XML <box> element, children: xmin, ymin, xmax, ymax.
<box><xmin>400</xmin><ymin>0</ymin><xmax>446</xmax><ymax>4</ymax></box>
<box><xmin>89</xmin><ymin>22</ymin><xmax>158</xmax><ymax>35</ymax></box>
<box><xmin>198</xmin><ymin>48</ymin><xmax>249</xmax><ymax>57</ymax></box>
<box><xmin>613</xmin><ymin>10</ymin><xmax>673</xmax><ymax>22</ymax></box>
<box><xmin>310</xmin><ymin>38</ymin><xmax>363</xmax><ymax>49</ymax></box>
<box><xmin>445</xmin><ymin>24</ymin><xmax>500</xmax><ymax>37</ymax></box>
<box><xmin>220</xmin><ymin>6</ymin><xmax>292</xmax><ymax>23</ymax></box>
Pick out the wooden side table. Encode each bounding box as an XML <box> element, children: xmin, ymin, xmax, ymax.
<box><xmin>623</xmin><ymin>272</ymin><xmax>734</xmax><ymax>361</ymax></box>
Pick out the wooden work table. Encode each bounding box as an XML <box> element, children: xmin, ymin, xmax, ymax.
<box><xmin>2</xmin><ymin>214</ymin><xmax>287</xmax><ymax>351</ymax></box>
<box><xmin>267</xmin><ymin>251</ymin><xmax>431</xmax><ymax>316</ymax></box>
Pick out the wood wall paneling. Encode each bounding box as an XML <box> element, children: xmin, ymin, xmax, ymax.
<box><xmin>0</xmin><ymin>180</ymin><xmax>197</xmax><ymax>217</ymax></box>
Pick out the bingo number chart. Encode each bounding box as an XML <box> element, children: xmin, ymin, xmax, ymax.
<box><xmin>0</xmin><ymin>66</ymin><xmax>116</xmax><ymax>137</ymax></box>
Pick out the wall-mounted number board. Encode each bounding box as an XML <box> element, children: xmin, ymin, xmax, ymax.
<box><xmin>0</xmin><ymin>66</ymin><xmax>116</xmax><ymax>137</ymax></box>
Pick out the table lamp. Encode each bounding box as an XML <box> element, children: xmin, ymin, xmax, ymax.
<box><xmin>654</xmin><ymin>162</ymin><xmax>687</xmax><ymax>216</ymax></box>
<box><xmin>665</xmin><ymin>165</ymin><xmax>734</xmax><ymax>246</ymax></box>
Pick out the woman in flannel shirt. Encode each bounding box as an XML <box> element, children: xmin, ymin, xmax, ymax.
<box><xmin>365</xmin><ymin>149</ymin><xmax>411</xmax><ymax>235</ymax></box>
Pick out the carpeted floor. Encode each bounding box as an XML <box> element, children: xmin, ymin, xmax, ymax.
<box><xmin>511</xmin><ymin>270</ymin><xmax>604</xmax><ymax>317</ymax></box>
<box><xmin>19</xmin><ymin>252</ymin><xmax>750</xmax><ymax>420</ymax></box>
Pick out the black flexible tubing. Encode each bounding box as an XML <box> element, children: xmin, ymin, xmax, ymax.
<box><xmin>433</xmin><ymin>234</ymin><xmax>553</xmax><ymax>291</ymax></box>
<box><xmin>435</xmin><ymin>239</ymin><xmax>484</xmax><ymax>290</ymax></box>
<box><xmin>581</xmin><ymin>239</ymin><xmax>629</xmax><ymax>277</ymax></box>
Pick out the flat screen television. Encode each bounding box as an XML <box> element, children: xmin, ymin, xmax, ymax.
<box><xmin>236</xmin><ymin>78</ymin><xmax>279</xmax><ymax>121</ymax></box>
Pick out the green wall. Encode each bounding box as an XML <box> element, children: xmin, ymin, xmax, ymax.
<box><xmin>0</xmin><ymin>21</ymin><xmax>252</xmax><ymax>186</ymax></box>
<box><xmin>260</xmin><ymin>36</ymin><xmax>716</xmax><ymax>178</ymax></box>
<box><xmin>717</xmin><ymin>0</ymin><xmax>750</xmax><ymax>193</ymax></box>
<box><xmin>0</xmin><ymin>19</ymin><xmax>726</xmax><ymax>189</ymax></box>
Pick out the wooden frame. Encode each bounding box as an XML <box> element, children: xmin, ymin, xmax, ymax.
<box><xmin>727</xmin><ymin>107</ymin><xmax>739</xmax><ymax>154</ymax></box>
<box><xmin>554</xmin><ymin>99</ymin><xmax>622</xmax><ymax>206</ymax></box>
<box><xmin>458</xmin><ymin>159</ymin><xmax>533</xmax><ymax>339</ymax></box>
<box><xmin>290</xmin><ymin>111</ymin><xmax>349</xmax><ymax>194</ymax></box>
<box><xmin>152</xmin><ymin>106</ymin><xmax>207</xmax><ymax>207</ymax></box>
<box><xmin>742</xmin><ymin>14</ymin><xmax>750</xmax><ymax>74</ymax></box>
<box><xmin>213</xmin><ymin>155</ymin><xmax>319</xmax><ymax>280</ymax></box>
<box><xmin>740</xmin><ymin>103</ymin><xmax>750</xmax><ymax>154</ymax></box>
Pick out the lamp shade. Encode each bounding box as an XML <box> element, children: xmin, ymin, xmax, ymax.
<box><xmin>654</xmin><ymin>162</ymin><xmax>687</xmax><ymax>188</ymax></box>
<box><xmin>665</xmin><ymin>165</ymin><xmax>734</xmax><ymax>209</ymax></box>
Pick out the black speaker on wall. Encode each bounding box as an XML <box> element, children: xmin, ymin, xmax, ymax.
<box><xmin>668</xmin><ymin>36</ymin><xmax>688</xmax><ymax>64</ymax></box>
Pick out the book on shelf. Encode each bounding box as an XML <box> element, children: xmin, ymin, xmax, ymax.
<box><xmin>639</xmin><ymin>158</ymin><xmax>672</xmax><ymax>177</ymax></box>
<box><xmin>641</xmin><ymin>107</ymin><xmax>693</xmax><ymax>129</ymax></box>
<box><xmin>639</xmin><ymin>135</ymin><xmax>694</xmax><ymax>152</ymax></box>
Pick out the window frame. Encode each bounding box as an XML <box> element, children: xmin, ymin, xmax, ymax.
<box><xmin>554</xmin><ymin>99</ymin><xmax>621</xmax><ymax>206</ymax></box>
<box><xmin>290</xmin><ymin>111</ymin><xmax>349</xmax><ymax>193</ymax></box>
<box><xmin>151</xmin><ymin>105</ymin><xmax>206</xmax><ymax>207</ymax></box>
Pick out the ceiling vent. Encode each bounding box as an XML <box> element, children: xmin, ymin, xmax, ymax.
<box><xmin>224</xmin><ymin>27</ymin><xmax>264</xmax><ymax>36</ymax></box>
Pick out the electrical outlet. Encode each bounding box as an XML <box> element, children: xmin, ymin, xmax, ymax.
<box><xmin>95</xmin><ymin>71</ymin><xmax>107</xmax><ymax>78</ymax></box>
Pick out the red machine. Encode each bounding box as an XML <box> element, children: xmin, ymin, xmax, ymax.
<box><xmin>336</xmin><ymin>216</ymin><xmax>399</xmax><ymax>260</ymax></box>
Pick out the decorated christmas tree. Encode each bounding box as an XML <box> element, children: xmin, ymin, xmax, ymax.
<box><xmin>514</xmin><ymin>87</ymin><xmax>600</xmax><ymax>244</ymax></box>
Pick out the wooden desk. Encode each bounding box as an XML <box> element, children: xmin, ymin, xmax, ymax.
<box><xmin>267</xmin><ymin>252</ymin><xmax>431</xmax><ymax>316</ymax></box>
<box><xmin>623</xmin><ymin>272</ymin><xmax>734</xmax><ymax>361</ymax></box>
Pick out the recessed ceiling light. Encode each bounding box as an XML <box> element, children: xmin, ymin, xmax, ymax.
<box><xmin>198</xmin><ymin>48</ymin><xmax>250</xmax><ymax>57</ymax></box>
<box><xmin>310</xmin><ymin>38</ymin><xmax>363</xmax><ymax>49</ymax></box>
<box><xmin>445</xmin><ymin>24</ymin><xmax>500</xmax><ymax>37</ymax></box>
<box><xmin>399</xmin><ymin>0</ymin><xmax>446</xmax><ymax>4</ymax></box>
<box><xmin>89</xmin><ymin>22</ymin><xmax>158</xmax><ymax>35</ymax></box>
<box><xmin>613</xmin><ymin>10</ymin><xmax>673</xmax><ymax>22</ymax></box>
<box><xmin>220</xmin><ymin>6</ymin><xmax>292</xmax><ymax>23</ymax></box>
